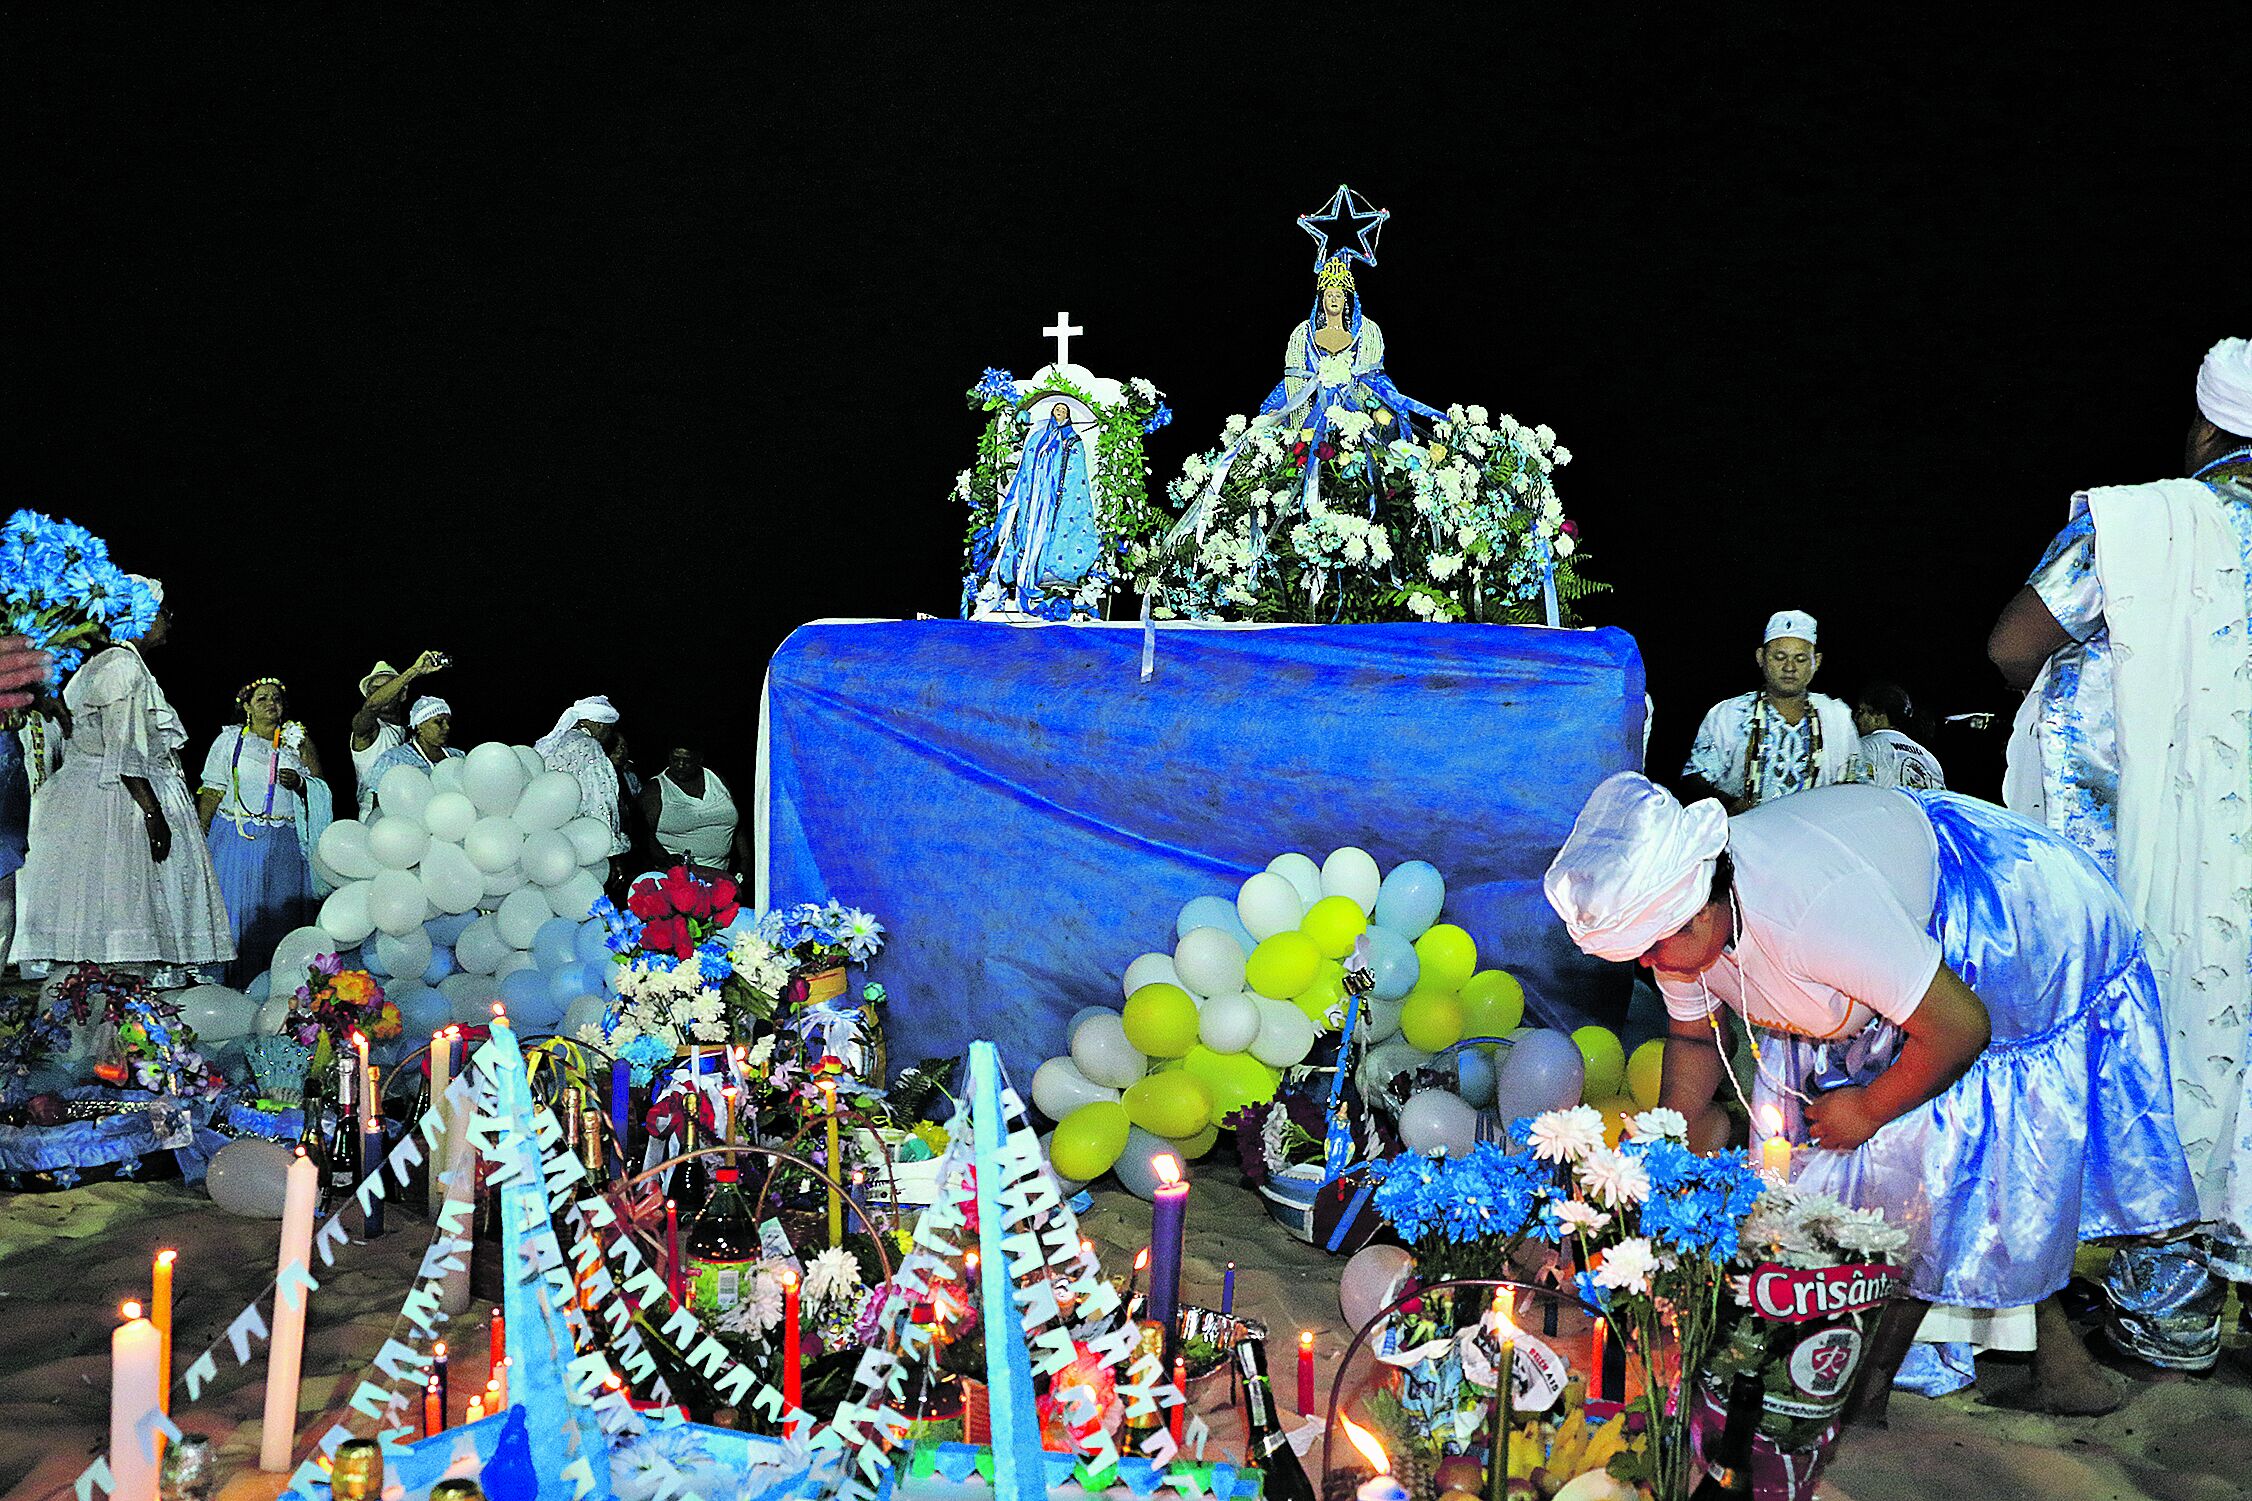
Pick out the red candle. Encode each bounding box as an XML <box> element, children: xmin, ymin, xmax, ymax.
<box><xmin>423</xmin><ymin>1377</ymin><xmax>442</xmax><ymax>1436</ymax></box>
<box><xmin>1591</xmin><ymin>1315</ymin><xmax>1612</xmax><ymax>1401</ymax></box>
<box><xmin>1296</xmin><ymin>1330</ymin><xmax>1316</xmax><ymax>1413</ymax></box>
<box><xmin>782</xmin><ymin>1270</ymin><xmax>803</xmax><ymax>1418</ymax></box>
<box><xmin>1170</xmin><ymin>1356</ymin><xmax>1187</xmax><ymax>1442</ymax></box>
<box><xmin>489</xmin><ymin>1306</ymin><xmax>505</xmax><ymax>1386</ymax></box>
<box><xmin>665</xmin><ymin>1199</ymin><xmax>683</xmax><ymax>1305</ymax></box>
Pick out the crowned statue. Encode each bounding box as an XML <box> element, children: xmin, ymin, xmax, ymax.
<box><xmin>952</xmin><ymin>314</ymin><xmax>1173</xmax><ymax>622</ymax></box>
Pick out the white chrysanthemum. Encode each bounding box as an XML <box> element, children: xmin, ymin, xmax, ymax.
<box><xmin>1577</xmin><ymin>1147</ymin><xmax>1652</xmax><ymax>1206</ymax></box>
<box><xmin>954</xmin><ymin>470</ymin><xmax>972</xmax><ymax>501</ymax></box>
<box><xmin>1406</xmin><ymin>592</ymin><xmax>1439</xmax><ymax>620</ymax></box>
<box><xmin>1466</xmin><ymin>404</ymin><xmax>1490</xmax><ymax>426</ymax></box>
<box><xmin>1428</xmin><ymin>553</ymin><xmax>1464</xmax><ymax>582</ymax></box>
<box><xmin>1592</xmin><ymin>1237</ymin><xmax>1659</xmax><ymax>1296</ymax></box>
<box><xmin>1832</xmin><ymin>1207</ymin><xmax>1911</xmax><ymax>1259</ymax></box>
<box><xmin>1625</xmin><ymin>1108</ymin><xmax>1687</xmax><ymax>1144</ymax></box>
<box><xmin>1551</xmin><ymin>445</ymin><xmax>1572</xmax><ymax>467</ymax></box>
<box><xmin>805</xmin><ymin>1245</ymin><xmax>865</xmax><ymax>1306</ymax></box>
<box><xmin>1555</xmin><ymin>534</ymin><xmax>1577</xmax><ymax>559</ymax></box>
<box><xmin>1534</xmin><ymin>423</ymin><xmax>1557</xmax><ymax>450</ymax></box>
<box><xmin>1553</xmin><ymin>1199</ymin><xmax>1610</xmax><ymax>1235</ymax></box>
<box><xmin>1316</xmin><ymin>354</ymin><xmax>1354</xmax><ymax>387</ymax></box>
<box><xmin>1131</xmin><ymin>378</ymin><xmax>1156</xmax><ymax>401</ymax></box>
<box><xmin>1528</xmin><ymin>1106</ymin><xmax>1606</xmax><ymax>1163</ymax></box>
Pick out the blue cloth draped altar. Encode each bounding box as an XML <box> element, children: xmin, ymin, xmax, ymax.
<box><xmin>759</xmin><ymin>620</ymin><xmax>1647</xmax><ymax>1085</ymax></box>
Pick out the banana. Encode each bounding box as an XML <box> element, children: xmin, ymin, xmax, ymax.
<box><xmin>1546</xmin><ymin>1415</ymin><xmax>1588</xmax><ymax>1478</ymax></box>
<box><xmin>1576</xmin><ymin>1414</ymin><xmax>1629</xmax><ymax>1476</ymax></box>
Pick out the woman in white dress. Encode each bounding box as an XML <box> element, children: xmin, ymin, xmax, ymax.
<box><xmin>642</xmin><ymin>745</ymin><xmax>747</xmax><ymax>879</ymax></box>
<box><xmin>197</xmin><ymin>677</ymin><xmax>330</xmax><ymax>984</ymax></box>
<box><xmin>14</xmin><ymin>595</ymin><xmax>234</xmax><ymax>981</ymax></box>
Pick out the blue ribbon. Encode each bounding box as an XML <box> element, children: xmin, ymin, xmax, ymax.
<box><xmin>969</xmin><ymin>1043</ymin><xmax>1046</xmax><ymax>1501</ymax></box>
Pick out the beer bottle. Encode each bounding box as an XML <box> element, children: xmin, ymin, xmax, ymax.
<box><xmin>1234</xmin><ymin>1336</ymin><xmax>1318</xmax><ymax>1501</ymax></box>
<box><xmin>1689</xmin><ymin>1369</ymin><xmax>1765</xmax><ymax>1500</ymax></box>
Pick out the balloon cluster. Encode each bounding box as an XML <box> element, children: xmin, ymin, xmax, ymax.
<box><xmin>1035</xmin><ymin>848</ymin><xmax>1513</xmax><ymax>1197</ymax></box>
<box><xmin>216</xmin><ymin>744</ymin><xmax>622</xmax><ymax>1057</ymax></box>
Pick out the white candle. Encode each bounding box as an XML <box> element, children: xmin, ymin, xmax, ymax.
<box><xmin>110</xmin><ymin>1303</ymin><xmax>161</xmax><ymax>1501</ymax></box>
<box><xmin>355</xmin><ymin>1031</ymin><xmax>376</xmax><ymax>1133</ymax></box>
<box><xmin>259</xmin><ymin>1147</ymin><xmax>319</xmax><ymax>1472</ymax></box>
<box><xmin>427</xmin><ymin>1029</ymin><xmax>451</xmax><ymax>1215</ymax></box>
<box><xmin>438</xmin><ymin>1056</ymin><xmax>477</xmax><ymax>1317</ymax></box>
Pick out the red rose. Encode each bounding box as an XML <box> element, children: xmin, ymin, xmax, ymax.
<box><xmin>627</xmin><ymin>884</ymin><xmax>670</xmax><ymax>921</ymax></box>
<box><xmin>660</xmin><ymin>867</ymin><xmax>703</xmax><ymax>917</ymax></box>
<box><xmin>641</xmin><ymin>915</ymin><xmax>688</xmax><ymax>957</ymax></box>
<box><xmin>708</xmin><ymin>876</ymin><xmax>738</xmax><ymax>911</ymax></box>
<box><xmin>712</xmin><ymin>900</ymin><xmax>741</xmax><ymax>929</ymax></box>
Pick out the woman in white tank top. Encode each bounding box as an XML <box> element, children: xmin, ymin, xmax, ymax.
<box><xmin>643</xmin><ymin>745</ymin><xmax>746</xmax><ymax>878</ymax></box>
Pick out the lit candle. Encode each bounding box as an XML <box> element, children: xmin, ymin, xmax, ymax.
<box><xmin>1594</xmin><ymin>1316</ymin><xmax>1624</xmax><ymax>1403</ymax></box>
<box><xmin>1129</xmin><ymin>1247</ymin><xmax>1148</xmax><ymax>1299</ymax></box>
<box><xmin>1488</xmin><ymin>1327</ymin><xmax>1515</xmax><ymax>1501</ymax></box>
<box><xmin>722</xmin><ymin>1084</ymin><xmax>738</xmax><ymax>1146</ymax></box>
<box><xmin>489</xmin><ymin>1306</ymin><xmax>504</xmax><ymax>1386</ymax></box>
<box><xmin>823</xmin><ymin>1080</ymin><xmax>843</xmax><ymax>1247</ymax></box>
<box><xmin>1297</xmin><ymin>1330</ymin><xmax>1316</xmax><ymax>1413</ymax></box>
<box><xmin>362</xmin><ymin>1072</ymin><xmax>386</xmax><ymax>1239</ymax></box>
<box><xmin>151</xmin><ymin>1251</ymin><xmax>174</xmax><ymax>1416</ymax></box>
<box><xmin>432</xmin><ymin>1340</ymin><xmax>449</xmax><ymax>1422</ymax></box>
<box><xmin>665</xmin><ymin>1199</ymin><xmax>683</xmax><ymax>1305</ymax></box>
<box><xmin>427</xmin><ymin>1029</ymin><xmax>452</xmax><ymax>1215</ymax></box>
<box><xmin>1757</xmin><ymin>1103</ymin><xmax>1791</xmax><ymax>1182</ymax></box>
<box><xmin>354</xmin><ymin>1031</ymin><xmax>374</xmax><ymax>1132</ymax></box>
<box><xmin>258</xmin><ymin>1147</ymin><xmax>318</xmax><ymax>1472</ymax></box>
<box><xmin>465</xmin><ymin>1393</ymin><xmax>484</xmax><ymax>1424</ymax></box>
<box><xmin>423</xmin><ymin>1376</ymin><xmax>442</xmax><ymax>1436</ymax></box>
<box><xmin>782</xmin><ymin>1269</ymin><xmax>803</xmax><ymax>1420</ymax></box>
<box><xmin>1169</xmin><ymin>1356</ymin><xmax>1187</xmax><ymax>1443</ymax></box>
<box><xmin>110</xmin><ymin>1302</ymin><xmax>161</xmax><ymax>1501</ymax></box>
<box><xmin>1222</xmin><ymin>1261</ymin><xmax>1236</xmax><ymax>1315</ymax></box>
<box><xmin>494</xmin><ymin>1357</ymin><xmax>509</xmax><ymax>1411</ymax></box>
<box><xmin>1145</xmin><ymin>1155</ymin><xmax>1188</xmax><ymax>1348</ymax></box>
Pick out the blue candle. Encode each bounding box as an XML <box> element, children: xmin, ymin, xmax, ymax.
<box><xmin>1222</xmin><ymin>1260</ymin><xmax>1236</xmax><ymax>1315</ymax></box>
<box><xmin>1145</xmin><ymin>1156</ymin><xmax>1189</xmax><ymax>1347</ymax></box>
<box><xmin>610</xmin><ymin>1060</ymin><xmax>631</xmax><ymax>1145</ymax></box>
<box><xmin>362</xmin><ymin>1127</ymin><xmax>385</xmax><ymax>1236</ymax></box>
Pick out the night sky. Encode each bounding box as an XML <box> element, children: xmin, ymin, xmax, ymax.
<box><xmin>7</xmin><ymin>7</ymin><xmax>2237</xmax><ymax>804</ymax></box>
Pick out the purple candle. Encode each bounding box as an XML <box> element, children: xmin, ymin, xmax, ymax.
<box><xmin>1222</xmin><ymin>1260</ymin><xmax>1236</xmax><ymax>1315</ymax></box>
<box><xmin>610</xmin><ymin>1060</ymin><xmax>631</xmax><ymax>1147</ymax></box>
<box><xmin>1145</xmin><ymin>1155</ymin><xmax>1189</xmax><ymax>1346</ymax></box>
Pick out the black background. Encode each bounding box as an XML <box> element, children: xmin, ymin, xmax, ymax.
<box><xmin>7</xmin><ymin>6</ymin><xmax>2240</xmax><ymax>807</ymax></box>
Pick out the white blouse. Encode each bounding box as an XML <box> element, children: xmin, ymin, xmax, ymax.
<box><xmin>201</xmin><ymin>725</ymin><xmax>312</xmax><ymax>823</ymax></box>
<box><xmin>1659</xmin><ymin>785</ymin><xmax>1944</xmax><ymax>1038</ymax></box>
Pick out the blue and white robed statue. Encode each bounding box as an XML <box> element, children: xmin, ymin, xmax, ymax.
<box><xmin>955</xmin><ymin>313</ymin><xmax>1173</xmax><ymax>623</ymax></box>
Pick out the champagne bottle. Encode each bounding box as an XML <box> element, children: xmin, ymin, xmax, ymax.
<box><xmin>672</xmin><ymin>1114</ymin><xmax>711</xmax><ymax>1214</ymax></box>
<box><xmin>325</xmin><ymin>1059</ymin><xmax>362</xmax><ymax>1214</ymax></box>
<box><xmin>1689</xmin><ymin>1369</ymin><xmax>1766</xmax><ymax>1500</ymax></box>
<box><xmin>295</xmin><ymin>1066</ymin><xmax>329</xmax><ymax>1187</ymax></box>
<box><xmin>684</xmin><ymin>1164</ymin><xmax>761</xmax><ymax>1318</ymax></box>
<box><xmin>1235</xmin><ymin>1336</ymin><xmax>1319</xmax><ymax>1501</ymax></box>
<box><xmin>328</xmin><ymin>1438</ymin><xmax>383</xmax><ymax>1501</ymax></box>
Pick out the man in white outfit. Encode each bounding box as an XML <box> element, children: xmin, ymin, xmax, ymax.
<box><xmin>1680</xmin><ymin>610</ymin><xmax>1859</xmax><ymax>812</ymax></box>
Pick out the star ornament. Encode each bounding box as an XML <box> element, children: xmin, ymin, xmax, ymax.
<box><xmin>1297</xmin><ymin>184</ymin><xmax>1389</xmax><ymax>271</ymax></box>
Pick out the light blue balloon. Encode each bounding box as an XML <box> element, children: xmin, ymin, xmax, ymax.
<box><xmin>393</xmin><ymin>984</ymin><xmax>451</xmax><ymax>1040</ymax></box>
<box><xmin>426</xmin><ymin>911</ymin><xmax>477</xmax><ymax>946</ymax></box>
<box><xmin>1365</xmin><ymin>925</ymin><xmax>1421</xmax><ymax>1002</ymax></box>
<box><xmin>1492</xmin><ymin>1030</ymin><xmax>1587</xmax><ymax>1124</ymax></box>
<box><xmin>532</xmin><ymin>917</ymin><xmax>580</xmax><ymax>972</ymax></box>
<box><xmin>246</xmin><ymin>971</ymin><xmax>271</xmax><ymax>1001</ymax></box>
<box><xmin>548</xmin><ymin>962</ymin><xmax>598</xmax><ymax>1004</ymax></box>
<box><xmin>358</xmin><ymin>943</ymin><xmax>389</xmax><ymax>980</ymax></box>
<box><xmin>500</xmin><ymin>967</ymin><xmax>551</xmax><ymax>1010</ymax></box>
<box><xmin>573</xmin><ymin>919</ymin><xmax>611</xmax><ymax>968</ymax></box>
<box><xmin>1177</xmin><ymin>895</ymin><xmax>1256</xmax><ymax>955</ymax></box>
<box><xmin>1373</xmin><ymin>860</ymin><xmax>1446</xmax><ymax>940</ymax></box>
<box><xmin>602</xmin><ymin>961</ymin><xmax>624</xmax><ymax>996</ymax></box>
<box><xmin>423</xmin><ymin>944</ymin><xmax>457</xmax><ymax>984</ymax></box>
<box><xmin>507</xmin><ymin>988</ymin><xmax>568</xmax><ymax>1033</ymax></box>
<box><xmin>1454</xmin><ymin>1045</ymin><xmax>1497</xmax><ymax>1108</ymax></box>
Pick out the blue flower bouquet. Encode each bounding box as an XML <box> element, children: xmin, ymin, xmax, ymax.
<box><xmin>1</xmin><ymin>511</ymin><xmax>158</xmax><ymax>684</ymax></box>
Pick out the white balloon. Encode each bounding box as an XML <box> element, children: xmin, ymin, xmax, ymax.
<box><xmin>481</xmin><ymin>863</ymin><xmax>526</xmax><ymax>900</ymax></box>
<box><xmin>1250</xmin><ymin>998</ymin><xmax>1317</xmax><ymax>1066</ymax></box>
<box><xmin>369</xmin><ymin>868</ymin><xmax>426</xmax><ymax>936</ymax></box>
<box><xmin>423</xmin><ymin>790</ymin><xmax>478</xmax><ymax>843</ymax></box>
<box><xmin>455</xmin><ymin>915</ymin><xmax>509</xmax><ymax>975</ymax></box>
<box><xmin>419</xmin><ymin>840</ymin><xmax>484</xmax><ymax>915</ymax></box>
<box><xmin>374</xmin><ymin>928</ymin><xmax>434</xmax><ymax>982</ymax></box>
<box><xmin>1070</xmin><ymin>1011</ymin><xmax>1147</xmax><ymax>1090</ymax></box>
<box><xmin>496</xmin><ymin>885</ymin><xmax>553</xmax><ymax>950</ymax></box>
<box><xmin>255</xmin><ymin>987</ymin><xmax>295</xmax><ymax>1036</ymax></box>
<box><xmin>206</xmin><ymin>1139</ymin><xmax>296</xmax><ymax>1218</ymax></box>
<box><xmin>1267</xmin><ymin>852</ymin><xmax>1324</xmax><ymax>908</ymax></box>
<box><xmin>1339</xmin><ymin>1244</ymin><xmax>1416</xmax><ymax>1331</ymax></box>
<box><xmin>494</xmin><ymin>949</ymin><xmax>538</xmax><ymax>980</ymax></box>
<box><xmin>317</xmin><ymin>820</ymin><xmax>380</xmax><ymax>881</ymax></box>
<box><xmin>1197</xmin><ymin>992</ymin><xmax>1262</xmax><ymax>1054</ymax></box>
<box><xmin>1031</xmin><ymin>1057</ymin><xmax>1121</xmax><ymax>1120</ymax></box>
<box><xmin>544</xmin><ymin>869</ymin><xmax>606</xmax><ymax>925</ymax></box>
<box><xmin>512</xmin><ymin>771</ymin><xmax>581</xmax><ymax>833</ymax></box>
<box><xmin>270</xmin><ymin>924</ymin><xmax>340</xmax><ymax>986</ymax></box>
<box><xmin>368</xmin><ymin>815</ymin><xmax>430</xmax><ymax>871</ymax></box>
<box><xmin>318</xmin><ymin>881</ymin><xmax>377</xmax><ymax>945</ymax></box>
<box><xmin>1399</xmin><ymin>1089</ymin><xmax>1480</xmax><ymax>1158</ymax></box>
<box><xmin>463</xmin><ymin>741</ymin><xmax>529</xmax><ymax>817</ymax></box>
<box><xmin>464</xmin><ymin>816</ymin><xmax>524</xmax><ymax>873</ymax></box>
<box><xmin>1236</xmin><ymin>871</ymin><xmax>1305</xmax><ymax>942</ymax></box>
<box><xmin>560</xmin><ymin>817</ymin><xmax>611</xmax><ymax>864</ymax></box>
<box><xmin>1120</xmin><ymin>952</ymin><xmax>1181</xmax><ymax>1000</ymax></box>
<box><xmin>439</xmin><ymin>971</ymin><xmax>499</xmax><ymax>1024</ymax></box>
<box><xmin>511</xmin><ymin>744</ymin><xmax>547</xmax><ymax>781</ymax></box>
<box><xmin>1321</xmin><ymin>847</ymin><xmax>1383</xmax><ymax>914</ymax></box>
<box><xmin>429</xmin><ymin>757</ymin><xmax>466</xmax><ymax>796</ymax></box>
<box><xmin>308</xmin><ymin>836</ymin><xmax>344</xmax><ymax>892</ymax></box>
<box><xmin>520</xmin><ymin>829</ymin><xmax>575</xmax><ymax>887</ymax></box>
<box><xmin>174</xmin><ymin>983</ymin><xmax>256</xmax><ymax>1042</ymax></box>
<box><xmin>376</xmin><ymin>765</ymin><xmax>435</xmax><ymax>825</ymax></box>
<box><xmin>1172</xmin><ymin>926</ymin><xmax>1246</xmax><ymax>999</ymax></box>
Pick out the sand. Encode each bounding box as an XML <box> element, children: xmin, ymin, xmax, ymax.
<box><xmin>2</xmin><ymin>1176</ymin><xmax>2244</xmax><ymax>1500</ymax></box>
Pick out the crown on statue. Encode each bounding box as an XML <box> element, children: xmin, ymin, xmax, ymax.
<box><xmin>1316</xmin><ymin>256</ymin><xmax>1357</xmax><ymax>292</ymax></box>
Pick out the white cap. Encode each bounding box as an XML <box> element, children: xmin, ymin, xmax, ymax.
<box><xmin>1544</xmin><ymin>772</ymin><xmax>1730</xmax><ymax>963</ymax></box>
<box><xmin>407</xmin><ymin>696</ymin><xmax>451</xmax><ymax>728</ymax></box>
<box><xmin>1763</xmin><ymin>609</ymin><xmax>1817</xmax><ymax>646</ymax></box>
<box><xmin>2196</xmin><ymin>337</ymin><xmax>2252</xmax><ymax>436</ymax></box>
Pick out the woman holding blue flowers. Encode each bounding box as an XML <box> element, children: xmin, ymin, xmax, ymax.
<box><xmin>1545</xmin><ymin>773</ymin><xmax>2200</xmax><ymax>1417</ymax></box>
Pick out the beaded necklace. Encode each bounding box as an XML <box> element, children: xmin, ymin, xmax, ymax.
<box><xmin>225</xmin><ymin>720</ymin><xmax>286</xmax><ymax>836</ymax></box>
<box><xmin>2193</xmin><ymin>445</ymin><xmax>2252</xmax><ymax>485</ymax></box>
<box><xmin>23</xmin><ymin>715</ymin><xmax>48</xmax><ymax>794</ymax></box>
<box><xmin>1696</xmin><ymin>880</ymin><xmax>1816</xmax><ymax>1111</ymax></box>
<box><xmin>1741</xmin><ymin>693</ymin><xmax>1822</xmax><ymax>804</ymax></box>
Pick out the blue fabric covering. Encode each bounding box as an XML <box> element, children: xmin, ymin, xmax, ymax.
<box><xmin>0</xmin><ymin>1086</ymin><xmax>224</xmax><ymax>1182</ymax></box>
<box><xmin>205</xmin><ymin>817</ymin><xmax>311</xmax><ymax>987</ymax></box>
<box><xmin>1774</xmin><ymin>791</ymin><xmax>2200</xmax><ymax>1308</ymax></box>
<box><xmin>763</xmin><ymin>621</ymin><xmax>1647</xmax><ymax>1086</ymax></box>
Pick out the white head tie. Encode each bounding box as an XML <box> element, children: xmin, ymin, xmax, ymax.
<box><xmin>535</xmin><ymin>694</ymin><xmax>619</xmax><ymax>755</ymax></box>
<box><xmin>2195</xmin><ymin>337</ymin><xmax>2252</xmax><ymax>437</ymax></box>
<box><xmin>1763</xmin><ymin>609</ymin><xmax>1817</xmax><ymax>646</ymax></box>
<box><xmin>1544</xmin><ymin>772</ymin><xmax>1730</xmax><ymax>963</ymax></box>
<box><xmin>407</xmin><ymin>696</ymin><xmax>451</xmax><ymax>729</ymax></box>
<box><xmin>128</xmin><ymin>574</ymin><xmax>164</xmax><ymax>606</ymax></box>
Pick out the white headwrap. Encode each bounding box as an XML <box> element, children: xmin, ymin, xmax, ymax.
<box><xmin>128</xmin><ymin>574</ymin><xmax>164</xmax><ymax>606</ymax></box>
<box><xmin>535</xmin><ymin>694</ymin><xmax>619</xmax><ymax>755</ymax></box>
<box><xmin>1543</xmin><ymin>772</ymin><xmax>1731</xmax><ymax>962</ymax></box>
<box><xmin>2195</xmin><ymin>337</ymin><xmax>2252</xmax><ymax>437</ymax></box>
<box><xmin>1762</xmin><ymin>609</ymin><xmax>1817</xmax><ymax>646</ymax></box>
<box><xmin>407</xmin><ymin>695</ymin><xmax>451</xmax><ymax>729</ymax></box>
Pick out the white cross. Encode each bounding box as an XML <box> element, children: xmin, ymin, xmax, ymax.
<box><xmin>1042</xmin><ymin>311</ymin><xmax>1084</xmax><ymax>366</ymax></box>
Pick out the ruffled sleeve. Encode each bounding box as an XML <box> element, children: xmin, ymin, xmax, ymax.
<box><xmin>64</xmin><ymin>648</ymin><xmax>169</xmax><ymax>788</ymax></box>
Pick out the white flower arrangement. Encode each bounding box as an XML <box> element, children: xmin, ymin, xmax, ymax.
<box><xmin>1738</xmin><ymin>1181</ymin><xmax>1912</xmax><ymax>1272</ymax></box>
<box><xmin>715</xmin><ymin>1260</ymin><xmax>792</xmax><ymax>1337</ymax></box>
<box><xmin>804</xmin><ymin>1245</ymin><xmax>864</xmax><ymax>1308</ymax></box>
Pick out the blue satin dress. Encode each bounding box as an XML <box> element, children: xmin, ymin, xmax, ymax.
<box><xmin>1763</xmin><ymin>791</ymin><xmax>2199</xmax><ymax>1309</ymax></box>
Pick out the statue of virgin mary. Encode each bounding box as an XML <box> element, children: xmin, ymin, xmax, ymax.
<box><xmin>977</xmin><ymin>401</ymin><xmax>1102</xmax><ymax>616</ymax></box>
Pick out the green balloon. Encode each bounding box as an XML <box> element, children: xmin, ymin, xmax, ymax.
<box><xmin>1123</xmin><ymin>1071</ymin><xmax>1215</xmax><ymax>1139</ymax></box>
<box><xmin>1573</xmin><ymin>1025</ymin><xmax>1628</xmax><ymax>1102</ymax></box>
<box><xmin>1183</xmin><ymin>1044</ymin><xmax>1282</xmax><ymax>1123</ymax></box>
<box><xmin>1414</xmin><ymin>923</ymin><xmax>1478</xmax><ymax>993</ymax></box>
<box><xmin>1459</xmin><ymin>969</ymin><xmax>1525</xmax><ymax>1039</ymax></box>
<box><xmin>1169</xmin><ymin>1123</ymin><xmax>1220</xmax><ymax>1160</ymax></box>
<box><xmin>1050</xmin><ymin>1100</ymin><xmax>1130</xmax><ymax>1181</ymax></box>
<box><xmin>1123</xmin><ymin>981</ymin><xmax>1201</xmax><ymax>1058</ymax></box>
<box><xmin>1400</xmin><ymin>988</ymin><xmax>1465</xmax><ymax>1052</ymax></box>
<box><xmin>1245</xmin><ymin>930</ymin><xmax>1321</xmax><ymax>999</ymax></box>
